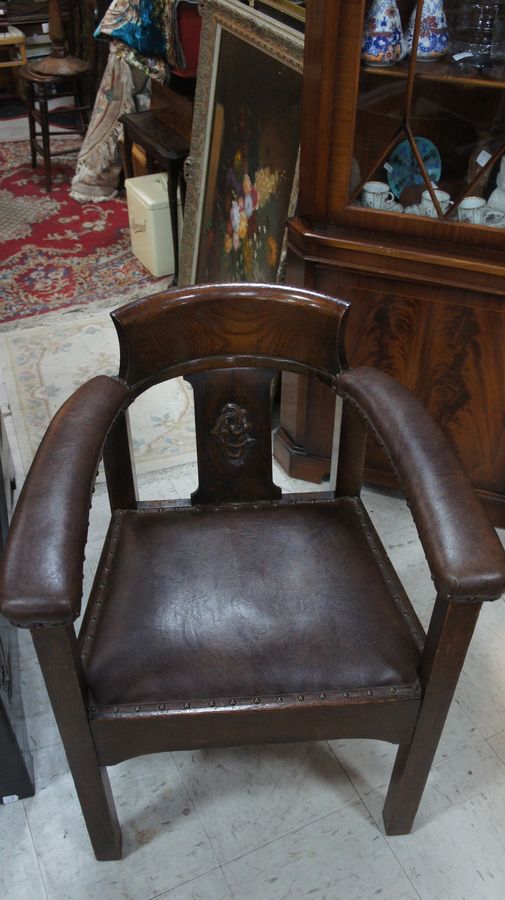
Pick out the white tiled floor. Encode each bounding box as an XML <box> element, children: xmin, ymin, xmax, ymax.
<box><xmin>3</xmin><ymin>462</ymin><xmax>505</xmax><ymax>900</ymax></box>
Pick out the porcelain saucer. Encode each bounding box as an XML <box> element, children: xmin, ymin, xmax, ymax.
<box><xmin>354</xmin><ymin>200</ymin><xmax>403</xmax><ymax>213</ymax></box>
<box><xmin>404</xmin><ymin>203</ymin><xmax>426</xmax><ymax>216</ymax></box>
<box><xmin>405</xmin><ymin>203</ymin><xmax>505</xmax><ymax>226</ymax></box>
<box><xmin>382</xmin><ymin>200</ymin><xmax>404</xmax><ymax>213</ymax></box>
<box><xmin>404</xmin><ymin>203</ymin><xmax>451</xmax><ymax>218</ymax></box>
<box><xmin>483</xmin><ymin>208</ymin><xmax>505</xmax><ymax>228</ymax></box>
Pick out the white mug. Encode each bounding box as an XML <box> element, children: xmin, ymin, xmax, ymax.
<box><xmin>457</xmin><ymin>196</ymin><xmax>486</xmax><ymax>225</ymax></box>
<box><xmin>362</xmin><ymin>181</ymin><xmax>395</xmax><ymax>209</ymax></box>
<box><xmin>421</xmin><ymin>189</ymin><xmax>452</xmax><ymax>217</ymax></box>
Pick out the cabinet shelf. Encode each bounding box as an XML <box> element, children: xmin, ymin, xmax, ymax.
<box><xmin>363</xmin><ymin>58</ymin><xmax>505</xmax><ymax>90</ymax></box>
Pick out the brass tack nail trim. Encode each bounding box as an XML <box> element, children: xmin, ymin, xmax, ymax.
<box><xmin>343</xmin><ymin>691</ymin><xmax>349</xmax><ymax>698</ymax></box>
<box><xmin>320</xmin><ymin>692</ymin><xmax>326</xmax><ymax>700</ymax></box>
<box><xmin>184</xmin><ymin>702</ymin><xmax>190</xmax><ymax>709</ymax></box>
<box><xmin>253</xmin><ymin>697</ymin><xmax>260</xmax><ymax>704</ymax></box>
<box><xmin>159</xmin><ymin>704</ymin><xmax>165</xmax><ymax>710</ymax></box>
<box><xmin>230</xmin><ymin>699</ymin><xmax>236</xmax><ymax>706</ymax></box>
<box><xmin>135</xmin><ymin>705</ymin><xmax>141</xmax><ymax>712</ymax></box>
<box><xmin>297</xmin><ymin>694</ymin><xmax>304</xmax><ymax>701</ymax></box>
<box><xmin>209</xmin><ymin>700</ymin><xmax>215</xmax><ymax>707</ymax></box>
<box><xmin>276</xmin><ymin>696</ymin><xmax>283</xmax><ymax>703</ymax></box>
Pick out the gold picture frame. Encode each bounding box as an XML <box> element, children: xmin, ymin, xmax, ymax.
<box><xmin>252</xmin><ymin>0</ymin><xmax>306</xmax><ymax>26</ymax></box>
<box><xmin>179</xmin><ymin>0</ymin><xmax>303</xmax><ymax>286</ymax></box>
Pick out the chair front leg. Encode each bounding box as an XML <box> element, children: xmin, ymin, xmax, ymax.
<box><xmin>37</xmin><ymin>87</ymin><xmax>51</xmax><ymax>192</ymax></box>
<box><xmin>31</xmin><ymin>625</ymin><xmax>122</xmax><ymax>860</ymax></box>
<box><xmin>382</xmin><ymin>595</ymin><xmax>482</xmax><ymax>835</ymax></box>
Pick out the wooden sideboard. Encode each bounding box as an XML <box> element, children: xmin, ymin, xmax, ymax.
<box><xmin>274</xmin><ymin>0</ymin><xmax>505</xmax><ymax>526</ymax></box>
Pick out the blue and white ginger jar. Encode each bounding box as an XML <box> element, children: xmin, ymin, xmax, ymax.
<box><xmin>362</xmin><ymin>0</ymin><xmax>405</xmax><ymax>66</ymax></box>
<box><xmin>406</xmin><ymin>0</ymin><xmax>449</xmax><ymax>61</ymax></box>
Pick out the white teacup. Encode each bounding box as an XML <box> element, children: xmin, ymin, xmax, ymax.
<box><xmin>362</xmin><ymin>181</ymin><xmax>395</xmax><ymax>210</ymax></box>
<box><xmin>421</xmin><ymin>189</ymin><xmax>452</xmax><ymax>217</ymax></box>
<box><xmin>457</xmin><ymin>196</ymin><xmax>486</xmax><ymax>225</ymax></box>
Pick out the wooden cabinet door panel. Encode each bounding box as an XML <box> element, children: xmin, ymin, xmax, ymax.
<box><xmin>314</xmin><ymin>266</ymin><xmax>505</xmax><ymax>496</ymax></box>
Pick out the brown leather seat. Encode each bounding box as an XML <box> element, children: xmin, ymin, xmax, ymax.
<box><xmin>84</xmin><ymin>501</ymin><xmax>421</xmax><ymax>706</ymax></box>
<box><xmin>1</xmin><ymin>283</ymin><xmax>505</xmax><ymax>861</ymax></box>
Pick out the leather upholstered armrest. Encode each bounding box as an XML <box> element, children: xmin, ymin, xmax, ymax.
<box><xmin>337</xmin><ymin>367</ymin><xmax>505</xmax><ymax>601</ymax></box>
<box><xmin>0</xmin><ymin>376</ymin><xmax>130</xmax><ymax>627</ymax></box>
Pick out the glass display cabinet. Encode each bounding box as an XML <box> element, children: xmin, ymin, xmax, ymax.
<box><xmin>346</xmin><ymin>0</ymin><xmax>505</xmax><ymax>240</ymax></box>
<box><xmin>274</xmin><ymin>0</ymin><xmax>505</xmax><ymax>524</ymax></box>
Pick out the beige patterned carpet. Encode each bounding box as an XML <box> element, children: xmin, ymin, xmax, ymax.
<box><xmin>0</xmin><ymin>304</ymin><xmax>197</xmax><ymax>479</ymax></box>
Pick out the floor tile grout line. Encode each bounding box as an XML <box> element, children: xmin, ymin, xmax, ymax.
<box><xmin>216</xmin><ymin>797</ymin><xmax>364</xmax><ymax>869</ymax></box>
<box><xmin>332</xmin><ymin>736</ymin><xmax>500</xmax><ymax>814</ymax></box>
<box><xmin>380</xmin><ymin>838</ymin><xmax>423</xmax><ymax>900</ymax></box>
<box><xmin>326</xmin><ymin>737</ymin><xmax>367</xmax><ymax>802</ymax></box>
<box><xmin>168</xmin><ymin>744</ymin><xmax>356</xmax><ymax>881</ymax></box>
<box><xmin>148</xmin><ymin>865</ymin><xmax>227</xmax><ymax>900</ymax></box>
<box><xmin>22</xmin><ymin>796</ymin><xmax>51</xmax><ymax>900</ymax></box>
<box><xmin>452</xmin><ymin>693</ymin><xmax>505</xmax><ymax>742</ymax></box>
<box><xmin>168</xmin><ymin>751</ymin><xmax>223</xmax><ymax>873</ymax></box>
<box><xmin>221</xmin><ymin>865</ymin><xmax>237</xmax><ymax>900</ymax></box>
<box><xmin>486</xmin><ymin>733</ymin><xmax>505</xmax><ymax>762</ymax></box>
<box><xmin>354</xmin><ymin>782</ymin><xmax>424</xmax><ymax>900</ymax></box>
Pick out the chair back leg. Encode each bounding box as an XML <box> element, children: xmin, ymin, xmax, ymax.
<box><xmin>31</xmin><ymin>625</ymin><xmax>122</xmax><ymax>860</ymax></box>
<box><xmin>24</xmin><ymin>81</ymin><xmax>37</xmax><ymax>168</ymax></box>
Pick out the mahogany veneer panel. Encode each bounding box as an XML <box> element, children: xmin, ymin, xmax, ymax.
<box><xmin>275</xmin><ymin>223</ymin><xmax>505</xmax><ymax>523</ymax></box>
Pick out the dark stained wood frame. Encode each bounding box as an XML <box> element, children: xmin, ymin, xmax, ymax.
<box><xmin>274</xmin><ymin>0</ymin><xmax>505</xmax><ymax>524</ymax></box>
<box><xmin>1</xmin><ymin>284</ymin><xmax>504</xmax><ymax>860</ymax></box>
<box><xmin>179</xmin><ymin>0</ymin><xmax>303</xmax><ymax>286</ymax></box>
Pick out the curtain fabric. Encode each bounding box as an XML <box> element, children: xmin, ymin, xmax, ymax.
<box><xmin>71</xmin><ymin>0</ymin><xmax>199</xmax><ymax>202</ymax></box>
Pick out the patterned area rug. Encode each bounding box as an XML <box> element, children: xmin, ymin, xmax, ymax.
<box><xmin>0</xmin><ymin>140</ymin><xmax>171</xmax><ymax>325</ymax></box>
<box><xmin>0</xmin><ymin>306</ymin><xmax>197</xmax><ymax>478</ymax></box>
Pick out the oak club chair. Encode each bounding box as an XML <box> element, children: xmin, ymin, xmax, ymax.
<box><xmin>1</xmin><ymin>284</ymin><xmax>505</xmax><ymax>860</ymax></box>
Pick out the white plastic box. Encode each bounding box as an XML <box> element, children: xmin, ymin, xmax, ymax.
<box><xmin>125</xmin><ymin>172</ymin><xmax>178</xmax><ymax>277</ymax></box>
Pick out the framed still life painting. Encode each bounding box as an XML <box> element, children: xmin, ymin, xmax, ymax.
<box><xmin>179</xmin><ymin>0</ymin><xmax>303</xmax><ymax>285</ymax></box>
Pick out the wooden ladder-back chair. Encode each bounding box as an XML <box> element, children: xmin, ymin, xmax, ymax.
<box><xmin>1</xmin><ymin>283</ymin><xmax>505</xmax><ymax>860</ymax></box>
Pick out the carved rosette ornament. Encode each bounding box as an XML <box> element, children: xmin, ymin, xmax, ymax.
<box><xmin>212</xmin><ymin>402</ymin><xmax>256</xmax><ymax>460</ymax></box>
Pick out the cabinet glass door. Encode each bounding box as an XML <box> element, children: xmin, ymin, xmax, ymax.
<box><xmin>349</xmin><ymin>0</ymin><xmax>505</xmax><ymax>227</ymax></box>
